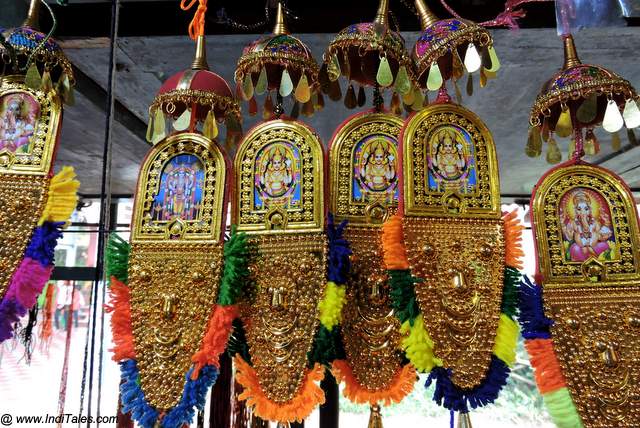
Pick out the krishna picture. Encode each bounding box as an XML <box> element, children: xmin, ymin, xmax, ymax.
<box><xmin>151</xmin><ymin>154</ymin><xmax>204</xmax><ymax>222</ymax></box>
<box><xmin>254</xmin><ymin>141</ymin><xmax>301</xmax><ymax>209</ymax></box>
<box><xmin>559</xmin><ymin>187</ymin><xmax>618</xmax><ymax>263</ymax></box>
<box><xmin>353</xmin><ymin>135</ymin><xmax>398</xmax><ymax>203</ymax></box>
<box><xmin>0</xmin><ymin>93</ymin><xmax>40</xmax><ymax>154</ymax></box>
<box><xmin>426</xmin><ymin>125</ymin><xmax>477</xmax><ymax>194</ymax></box>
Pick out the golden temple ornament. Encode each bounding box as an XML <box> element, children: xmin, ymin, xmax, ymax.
<box><xmin>329</xmin><ymin>110</ymin><xmax>416</xmax><ymax>426</ymax></box>
<box><xmin>319</xmin><ymin>0</ymin><xmax>416</xmax><ymax>113</ymax></box>
<box><xmin>0</xmin><ymin>0</ymin><xmax>79</xmax><ymax>345</ymax></box>
<box><xmin>411</xmin><ymin>0</ymin><xmax>498</xmax><ymax>101</ymax></box>
<box><xmin>235</xmin><ymin>2</ymin><xmax>320</xmax><ymax>119</ymax></box>
<box><xmin>520</xmin><ymin>159</ymin><xmax>640</xmax><ymax>428</ymax></box>
<box><xmin>528</xmin><ymin>34</ymin><xmax>639</xmax><ymax>163</ymax></box>
<box><xmin>230</xmin><ymin>118</ymin><xmax>335</xmax><ymax>425</ymax></box>
<box><xmin>381</xmin><ymin>101</ymin><xmax>523</xmax><ymax>422</ymax></box>
<box><xmin>106</xmin><ymin>3</ymin><xmax>246</xmax><ymax>425</ymax></box>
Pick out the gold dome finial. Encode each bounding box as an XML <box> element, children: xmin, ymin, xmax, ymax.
<box><xmin>374</xmin><ymin>0</ymin><xmax>389</xmax><ymax>26</ymax></box>
<box><xmin>415</xmin><ymin>0</ymin><xmax>439</xmax><ymax>30</ymax></box>
<box><xmin>562</xmin><ymin>34</ymin><xmax>581</xmax><ymax>69</ymax></box>
<box><xmin>191</xmin><ymin>35</ymin><xmax>209</xmax><ymax>70</ymax></box>
<box><xmin>273</xmin><ymin>2</ymin><xmax>290</xmax><ymax>36</ymax></box>
<box><xmin>23</xmin><ymin>0</ymin><xmax>40</xmax><ymax>29</ymax></box>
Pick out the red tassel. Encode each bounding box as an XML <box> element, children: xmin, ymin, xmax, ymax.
<box><xmin>38</xmin><ymin>283</ymin><xmax>55</xmax><ymax>350</ymax></box>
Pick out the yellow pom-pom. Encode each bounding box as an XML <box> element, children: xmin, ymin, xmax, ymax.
<box><xmin>318</xmin><ymin>281</ymin><xmax>346</xmax><ymax>331</ymax></box>
<box><xmin>39</xmin><ymin>166</ymin><xmax>80</xmax><ymax>226</ymax></box>
<box><xmin>493</xmin><ymin>314</ymin><xmax>519</xmax><ymax>367</ymax></box>
<box><xmin>399</xmin><ymin>315</ymin><xmax>442</xmax><ymax>372</ymax></box>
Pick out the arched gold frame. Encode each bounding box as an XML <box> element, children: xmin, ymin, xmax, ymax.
<box><xmin>233</xmin><ymin>119</ymin><xmax>324</xmax><ymax>234</ymax></box>
<box><xmin>131</xmin><ymin>132</ymin><xmax>227</xmax><ymax>243</ymax></box>
<box><xmin>532</xmin><ymin>164</ymin><xmax>640</xmax><ymax>288</ymax></box>
<box><xmin>401</xmin><ymin>103</ymin><xmax>500</xmax><ymax>219</ymax></box>
<box><xmin>329</xmin><ymin>112</ymin><xmax>403</xmax><ymax>227</ymax></box>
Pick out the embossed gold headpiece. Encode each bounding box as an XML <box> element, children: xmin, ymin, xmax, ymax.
<box><xmin>411</xmin><ymin>0</ymin><xmax>498</xmax><ymax>100</ymax></box>
<box><xmin>381</xmin><ymin>101</ymin><xmax>524</xmax><ymax>426</ymax></box>
<box><xmin>235</xmin><ymin>2</ymin><xmax>320</xmax><ymax>119</ymax></box>
<box><xmin>520</xmin><ymin>160</ymin><xmax>640</xmax><ymax>428</ymax></box>
<box><xmin>527</xmin><ymin>34</ymin><xmax>639</xmax><ymax>163</ymax></box>
<box><xmin>0</xmin><ymin>0</ymin><xmax>79</xmax><ymax>347</ymax></box>
<box><xmin>105</xmin><ymin>2</ymin><xmax>246</xmax><ymax>426</ymax></box>
<box><xmin>319</xmin><ymin>0</ymin><xmax>416</xmax><ymax>113</ymax></box>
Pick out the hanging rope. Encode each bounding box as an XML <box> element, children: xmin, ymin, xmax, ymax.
<box><xmin>181</xmin><ymin>0</ymin><xmax>208</xmax><ymax>39</ymax></box>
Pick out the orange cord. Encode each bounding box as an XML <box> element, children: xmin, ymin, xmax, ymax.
<box><xmin>180</xmin><ymin>0</ymin><xmax>207</xmax><ymax>39</ymax></box>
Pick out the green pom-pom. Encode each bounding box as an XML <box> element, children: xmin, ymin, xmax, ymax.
<box><xmin>389</xmin><ymin>269</ymin><xmax>422</xmax><ymax>325</ymax></box>
<box><xmin>106</xmin><ymin>233</ymin><xmax>130</xmax><ymax>284</ymax></box>
<box><xmin>308</xmin><ymin>325</ymin><xmax>345</xmax><ymax>368</ymax></box>
<box><xmin>501</xmin><ymin>266</ymin><xmax>521</xmax><ymax>319</ymax></box>
<box><xmin>227</xmin><ymin>319</ymin><xmax>252</xmax><ymax>365</ymax></box>
<box><xmin>218</xmin><ymin>226</ymin><xmax>250</xmax><ymax>306</ymax></box>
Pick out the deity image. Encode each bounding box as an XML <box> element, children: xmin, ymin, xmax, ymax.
<box><xmin>0</xmin><ymin>93</ymin><xmax>40</xmax><ymax>154</ymax></box>
<box><xmin>151</xmin><ymin>154</ymin><xmax>204</xmax><ymax>222</ymax></box>
<box><xmin>353</xmin><ymin>135</ymin><xmax>398</xmax><ymax>203</ymax></box>
<box><xmin>255</xmin><ymin>142</ymin><xmax>301</xmax><ymax>208</ymax></box>
<box><xmin>426</xmin><ymin>126</ymin><xmax>476</xmax><ymax>193</ymax></box>
<box><xmin>559</xmin><ymin>188</ymin><xmax>617</xmax><ymax>263</ymax></box>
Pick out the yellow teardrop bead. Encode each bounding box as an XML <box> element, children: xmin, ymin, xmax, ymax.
<box><xmin>294</xmin><ymin>74</ymin><xmax>311</xmax><ymax>103</ymax></box>
<box><xmin>487</xmin><ymin>46</ymin><xmax>500</xmax><ymax>72</ymax></box>
<box><xmin>555</xmin><ymin>106</ymin><xmax>573</xmax><ymax>138</ymax></box>
<box><xmin>152</xmin><ymin>108</ymin><xmax>166</xmax><ymax>144</ymax></box>
<box><xmin>394</xmin><ymin>65</ymin><xmax>411</xmax><ymax>95</ymax></box>
<box><xmin>426</xmin><ymin>62</ymin><xmax>443</xmax><ymax>91</ymax></box>
<box><xmin>376</xmin><ymin>57</ymin><xmax>393</xmax><ymax>87</ymax></box>
<box><xmin>255</xmin><ymin>67</ymin><xmax>268</xmax><ymax>95</ymax></box>
<box><xmin>172</xmin><ymin>108</ymin><xmax>191</xmax><ymax>131</ymax></box>
<box><xmin>242</xmin><ymin>73</ymin><xmax>254</xmax><ymax>100</ymax></box>
<box><xmin>279</xmin><ymin>69</ymin><xmax>293</xmax><ymax>97</ymax></box>
<box><xmin>328</xmin><ymin>54</ymin><xmax>341</xmax><ymax>82</ymax></box>
<box><xmin>203</xmin><ymin>110</ymin><xmax>218</xmax><ymax>140</ymax></box>
<box><xmin>25</xmin><ymin>63</ymin><xmax>41</xmax><ymax>90</ymax></box>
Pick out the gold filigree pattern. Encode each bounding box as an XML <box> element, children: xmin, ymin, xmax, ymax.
<box><xmin>128</xmin><ymin>242</ymin><xmax>223</xmax><ymax>410</ymax></box>
<box><xmin>241</xmin><ymin>233</ymin><xmax>327</xmax><ymax>403</ymax></box>
<box><xmin>403</xmin><ymin>217</ymin><xmax>504</xmax><ymax>389</ymax></box>
<box><xmin>329</xmin><ymin>112</ymin><xmax>402</xmax><ymax>226</ymax></box>
<box><xmin>132</xmin><ymin>133</ymin><xmax>226</xmax><ymax>242</ymax></box>
<box><xmin>234</xmin><ymin>120</ymin><xmax>324</xmax><ymax>234</ymax></box>
<box><xmin>401</xmin><ymin>103</ymin><xmax>500</xmax><ymax>219</ymax></box>
<box><xmin>342</xmin><ymin>227</ymin><xmax>403</xmax><ymax>390</ymax></box>
<box><xmin>533</xmin><ymin>165</ymin><xmax>640</xmax><ymax>285</ymax></box>
<box><xmin>0</xmin><ymin>78</ymin><xmax>60</xmax><ymax>176</ymax></box>
<box><xmin>544</xmin><ymin>288</ymin><xmax>640</xmax><ymax>427</ymax></box>
<box><xmin>0</xmin><ymin>174</ymin><xmax>47</xmax><ymax>300</ymax></box>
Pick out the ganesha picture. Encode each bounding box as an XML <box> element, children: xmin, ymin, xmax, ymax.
<box><xmin>0</xmin><ymin>93</ymin><xmax>40</xmax><ymax>154</ymax></box>
<box><xmin>559</xmin><ymin>188</ymin><xmax>618</xmax><ymax>263</ymax></box>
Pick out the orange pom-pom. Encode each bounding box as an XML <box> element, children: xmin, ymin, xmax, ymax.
<box><xmin>503</xmin><ymin>210</ymin><xmax>525</xmax><ymax>270</ymax></box>
<box><xmin>382</xmin><ymin>215</ymin><xmax>410</xmax><ymax>270</ymax></box>
<box><xmin>105</xmin><ymin>278</ymin><xmax>136</xmax><ymax>361</ymax></box>
<box><xmin>525</xmin><ymin>338</ymin><xmax>566</xmax><ymax>394</ymax></box>
<box><xmin>331</xmin><ymin>360</ymin><xmax>416</xmax><ymax>406</ymax></box>
<box><xmin>191</xmin><ymin>304</ymin><xmax>239</xmax><ymax>379</ymax></box>
<box><xmin>234</xmin><ymin>356</ymin><xmax>325</xmax><ymax>423</ymax></box>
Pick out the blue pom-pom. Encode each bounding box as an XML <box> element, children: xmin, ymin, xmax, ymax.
<box><xmin>518</xmin><ymin>276</ymin><xmax>553</xmax><ymax>339</ymax></box>
<box><xmin>119</xmin><ymin>360</ymin><xmax>159</xmax><ymax>428</ymax></box>
<box><xmin>161</xmin><ymin>365</ymin><xmax>219</xmax><ymax>428</ymax></box>
<box><xmin>327</xmin><ymin>213</ymin><xmax>351</xmax><ymax>284</ymax></box>
<box><xmin>25</xmin><ymin>222</ymin><xmax>64</xmax><ymax>266</ymax></box>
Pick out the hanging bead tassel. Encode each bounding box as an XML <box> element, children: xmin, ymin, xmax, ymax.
<box><xmin>584</xmin><ymin>128</ymin><xmax>599</xmax><ymax>155</ymax></box>
<box><xmin>59</xmin><ymin>73</ymin><xmax>75</xmax><ymax>105</ymax></box>
<box><xmin>391</xmin><ymin>92</ymin><xmax>401</xmax><ymax>116</ymax></box>
<box><xmin>479</xmin><ymin>67</ymin><xmax>487</xmax><ymax>88</ymax></box>
<box><xmin>376</xmin><ymin>56</ymin><xmax>393</xmax><ymax>87</ymax></box>
<box><xmin>172</xmin><ymin>108</ymin><xmax>191</xmax><ymax>131</ymax></box>
<box><xmin>242</xmin><ymin>73</ymin><xmax>254</xmax><ymax>100</ymax></box>
<box><xmin>152</xmin><ymin>108</ymin><xmax>166</xmax><ymax>144</ymax></box>
<box><xmin>341</xmin><ymin>51</ymin><xmax>351</xmax><ymax>80</ymax></box>
<box><xmin>302</xmin><ymin>99</ymin><xmax>314</xmax><ymax>117</ymax></box>
<box><xmin>328</xmin><ymin>79</ymin><xmax>342</xmax><ymax>101</ymax></box>
<box><xmin>248</xmin><ymin>96</ymin><xmax>258</xmax><ymax>116</ymax></box>
<box><xmin>451</xmin><ymin>50</ymin><xmax>464</xmax><ymax>82</ymax></box>
<box><xmin>145</xmin><ymin>112</ymin><xmax>155</xmax><ymax>143</ymax></box>
<box><xmin>394</xmin><ymin>65</ymin><xmax>411</xmax><ymax>95</ymax></box>
<box><xmin>626</xmin><ymin>129</ymin><xmax>636</xmax><ymax>147</ymax></box>
<box><xmin>487</xmin><ymin>46</ymin><xmax>500</xmax><ymax>72</ymax></box>
<box><xmin>623</xmin><ymin>98</ymin><xmax>640</xmax><ymax>128</ymax></box>
<box><xmin>603</xmin><ymin>99</ymin><xmax>624</xmax><ymax>133</ymax></box>
<box><xmin>314</xmin><ymin>92</ymin><xmax>325</xmax><ymax>112</ymax></box>
<box><xmin>279</xmin><ymin>69</ymin><xmax>294</xmax><ymax>97</ymax></box>
<box><xmin>368</xmin><ymin>405</ymin><xmax>383</xmax><ymax>428</ymax></box>
<box><xmin>255</xmin><ymin>67</ymin><xmax>268</xmax><ymax>95</ymax></box>
<box><xmin>344</xmin><ymin>84</ymin><xmax>357</xmax><ymax>109</ymax></box>
<box><xmin>263</xmin><ymin>93</ymin><xmax>274</xmax><ymax>120</ymax></box>
<box><xmin>290</xmin><ymin>101</ymin><xmax>300</xmax><ymax>118</ymax></box>
<box><xmin>525</xmin><ymin>125</ymin><xmax>543</xmax><ymax>157</ymax></box>
<box><xmin>203</xmin><ymin>110</ymin><xmax>218</xmax><ymax>140</ymax></box>
<box><xmin>466</xmin><ymin>73</ymin><xmax>474</xmax><ymax>97</ymax></box>
<box><xmin>576</xmin><ymin>93</ymin><xmax>598</xmax><ymax>124</ymax></box>
<box><xmin>463</xmin><ymin>43</ymin><xmax>481</xmax><ymax>73</ymax></box>
<box><xmin>294</xmin><ymin>74</ymin><xmax>311</xmax><ymax>103</ymax></box>
<box><xmin>327</xmin><ymin>54</ymin><xmax>341</xmax><ymax>82</ymax></box>
<box><xmin>427</xmin><ymin>62</ymin><xmax>443</xmax><ymax>91</ymax></box>
<box><xmin>25</xmin><ymin>63</ymin><xmax>41</xmax><ymax>90</ymax></box>
<box><xmin>40</xmin><ymin>69</ymin><xmax>53</xmax><ymax>93</ymax></box>
<box><xmin>481</xmin><ymin>45</ymin><xmax>492</xmax><ymax>70</ymax></box>
<box><xmin>541</xmin><ymin>117</ymin><xmax>551</xmax><ymax>142</ymax></box>
<box><xmin>555</xmin><ymin>105</ymin><xmax>573</xmax><ymax>138</ymax></box>
<box><xmin>546</xmin><ymin>136</ymin><xmax>562</xmax><ymax>164</ymax></box>
<box><xmin>357</xmin><ymin>86</ymin><xmax>366</xmax><ymax>107</ymax></box>
<box><xmin>411</xmin><ymin>89</ymin><xmax>424</xmax><ymax>111</ymax></box>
